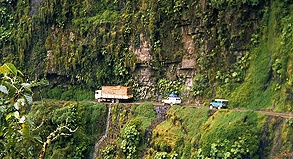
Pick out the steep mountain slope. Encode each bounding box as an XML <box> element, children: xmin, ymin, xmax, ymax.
<box><xmin>2</xmin><ymin>1</ymin><xmax>293</xmax><ymax>158</ymax></box>
<box><xmin>97</xmin><ymin>103</ymin><xmax>293</xmax><ymax>159</ymax></box>
<box><xmin>230</xmin><ymin>1</ymin><xmax>293</xmax><ymax>111</ymax></box>
<box><xmin>1</xmin><ymin>1</ymin><xmax>293</xmax><ymax>110</ymax></box>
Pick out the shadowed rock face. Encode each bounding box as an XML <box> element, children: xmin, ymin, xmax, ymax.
<box><xmin>154</xmin><ymin>105</ymin><xmax>170</xmax><ymax>120</ymax></box>
<box><xmin>144</xmin><ymin>106</ymin><xmax>171</xmax><ymax>148</ymax></box>
<box><xmin>23</xmin><ymin>0</ymin><xmax>261</xmax><ymax>100</ymax></box>
<box><xmin>30</xmin><ymin>0</ymin><xmax>43</xmax><ymax>15</ymax></box>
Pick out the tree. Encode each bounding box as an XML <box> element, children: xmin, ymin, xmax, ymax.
<box><xmin>0</xmin><ymin>63</ymin><xmax>35</xmax><ymax>158</ymax></box>
<box><xmin>0</xmin><ymin>63</ymin><xmax>78</xmax><ymax>158</ymax></box>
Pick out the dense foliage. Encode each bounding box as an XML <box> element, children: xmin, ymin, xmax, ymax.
<box><xmin>2</xmin><ymin>0</ymin><xmax>293</xmax><ymax>158</ymax></box>
<box><xmin>227</xmin><ymin>0</ymin><xmax>293</xmax><ymax>111</ymax></box>
<box><xmin>1</xmin><ymin>0</ymin><xmax>293</xmax><ymax>112</ymax></box>
<box><xmin>0</xmin><ymin>0</ymin><xmax>269</xmax><ymax>102</ymax></box>
<box><xmin>101</xmin><ymin>102</ymin><xmax>156</xmax><ymax>159</ymax></box>
<box><xmin>0</xmin><ymin>63</ymin><xmax>108</xmax><ymax>158</ymax></box>
<box><xmin>0</xmin><ymin>63</ymin><xmax>36</xmax><ymax>158</ymax></box>
<box><xmin>29</xmin><ymin>101</ymin><xmax>107</xmax><ymax>158</ymax></box>
<box><xmin>99</xmin><ymin>104</ymin><xmax>293</xmax><ymax>159</ymax></box>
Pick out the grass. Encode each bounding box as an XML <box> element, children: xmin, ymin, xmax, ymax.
<box><xmin>132</xmin><ymin>102</ymin><xmax>157</xmax><ymax>130</ymax></box>
<box><xmin>229</xmin><ymin>0</ymin><xmax>286</xmax><ymax>111</ymax></box>
<box><xmin>149</xmin><ymin>106</ymin><xmax>269</xmax><ymax>158</ymax></box>
<box><xmin>150</xmin><ymin>106</ymin><xmax>210</xmax><ymax>158</ymax></box>
<box><xmin>198</xmin><ymin>110</ymin><xmax>267</xmax><ymax>157</ymax></box>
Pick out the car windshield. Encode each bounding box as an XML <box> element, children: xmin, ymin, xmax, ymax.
<box><xmin>211</xmin><ymin>99</ymin><xmax>228</xmax><ymax>103</ymax></box>
<box><xmin>169</xmin><ymin>93</ymin><xmax>178</xmax><ymax>97</ymax></box>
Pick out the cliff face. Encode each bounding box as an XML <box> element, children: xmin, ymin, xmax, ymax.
<box><xmin>1</xmin><ymin>0</ymin><xmax>293</xmax><ymax>110</ymax></box>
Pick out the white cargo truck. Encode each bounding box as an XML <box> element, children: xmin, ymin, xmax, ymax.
<box><xmin>95</xmin><ymin>86</ymin><xmax>133</xmax><ymax>103</ymax></box>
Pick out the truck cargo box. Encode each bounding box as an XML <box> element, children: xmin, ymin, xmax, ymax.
<box><xmin>95</xmin><ymin>86</ymin><xmax>133</xmax><ymax>103</ymax></box>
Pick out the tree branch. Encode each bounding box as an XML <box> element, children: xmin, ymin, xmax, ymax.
<box><xmin>38</xmin><ymin>117</ymin><xmax>78</xmax><ymax>159</ymax></box>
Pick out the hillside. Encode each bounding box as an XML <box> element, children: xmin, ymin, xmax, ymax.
<box><xmin>1</xmin><ymin>0</ymin><xmax>293</xmax><ymax>158</ymax></box>
<box><xmin>95</xmin><ymin>103</ymin><xmax>293</xmax><ymax>159</ymax></box>
<box><xmin>1</xmin><ymin>0</ymin><xmax>293</xmax><ymax>111</ymax></box>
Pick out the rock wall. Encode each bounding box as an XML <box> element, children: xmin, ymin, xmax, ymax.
<box><xmin>125</xmin><ymin>0</ymin><xmax>262</xmax><ymax>98</ymax></box>
<box><xmin>0</xmin><ymin>0</ymin><xmax>266</xmax><ymax>100</ymax></box>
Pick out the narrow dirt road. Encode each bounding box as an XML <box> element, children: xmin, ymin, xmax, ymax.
<box><xmin>96</xmin><ymin>101</ymin><xmax>293</xmax><ymax>119</ymax></box>
<box><xmin>255</xmin><ymin>110</ymin><xmax>293</xmax><ymax>119</ymax></box>
<box><xmin>155</xmin><ymin>102</ymin><xmax>293</xmax><ymax>119</ymax></box>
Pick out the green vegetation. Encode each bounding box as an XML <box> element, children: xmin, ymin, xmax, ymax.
<box><xmin>0</xmin><ymin>63</ymin><xmax>35</xmax><ymax>158</ymax></box>
<box><xmin>134</xmin><ymin>102</ymin><xmax>157</xmax><ymax>129</ymax></box>
<box><xmin>145</xmin><ymin>106</ymin><xmax>210</xmax><ymax>158</ymax></box>
<box><xmin>41</xmin><ymin>85</ymin><xmax>94</xmax><ymax>101</ymax></box>
<box><xmin>120</xmin><ymin>124</ymin><xmax>140</xmax><ymax>159</ymax></box>
<box><xmin>2</xmin><ymin>0</ymin><xmax>263</xmax><ymax>101</ymax></box>
<box><xmin>157</xmin><ymin>78</ymin><xmax>185</xmax><ymax>97</ymax></box>
<box><xmin>228</xmin><ymin>0</ymin><xmax>293</xmax><ymax>111</ymax></box>
<box><xmin>0</xmin><ymin>0</ymin><xmax>293</xmax><ymax>111</ymax></box>
<box><xmin>0</xmin><ymin>63</ymin><xmax>107</xmax><ymax>158</ymax></box>
<box><xmin>100</xmin><ymin>102</ymin><xmax>156</xmax><ymax>159</ymax></box>
<box><xmin>0</xmin><ymin>0</ymin><xmax>289</xmax><ymax>109</ymax></box>
<box><xmin>2</xmin><ymin>0</ymin><xmax>293</xmax><ymax>158</ymax></box>
<box><xmin>2</xmin><ymin>62</ymin><xmax>293</xmax><ymax>158</ymax></box>
<box><xmin>197</xmin><ymin>110</ymin><xmax>265</xmax><ymax>158</ymax></box>
<box><xmin>29</xmin><ymin>101</ymin><xmax>107</xmax><ymax>158</ymax></box>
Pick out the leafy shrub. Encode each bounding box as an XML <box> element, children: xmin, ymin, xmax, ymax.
<box><xmin>58</xmin><ymin>87</ymin><xmax>93</xmax><ymax>101</ymax></box>
<box><xmin>43</xmin><ymin>87</ymin><xmax>62</xmax><ymax>99</ymax></box>
<box><xmin>102</xmin><ymin>145</ymin><xmax>117</xmax><ymax>159</ymax></box>
<box><xmin>120</xmin><ymin>124</ymin><xmax>141</xmax><ymax>159</ymax></box>
<box><xmin>157</xmin><ymin>78</ymin><xmax>184</xmax><ymax>97</ymax></box>
<box><xmin>134</xmin><ymin>102</ymin><xmax>156</xmax><ymax>119</ymax></box>
<box><xmin>51</xmin><ymin>87</ymin><xmax>63</xmax><ymax>98</ymax></box>
<box><xmin>60</xmin><ymin>89</ymin><xmax>74</xmax><ymax>101</ymax></box>
<box><xmin>0</xmin><ymin>63</ymin><xmax>37</xmax><ymax>158</ymax></box>
<box><xmin>74</xmin><ymin>89</ymin><xmax>94</xmax><ymax>101</ymax></box>
<box><xmin>155</xmin><ymin>152</ymin><xmax>168</xmax><ymax>159</ymax></box>
<box><xmin>191</xmin><ymin>74</ymin><xmax>207</xmax><ymax>96</ymax></box>
<box><xmin>27</xmin><ymin>101</ymin><xmax>107</xmax><ymax>158</ymax></box>
<box><xmin>51</xmin><ymin>102</ymin><xmax>78</xmax><ymax>130</ymax></box>
<box><xmin>196</xmin><ymin>137</ymin><xmax>252</xmax><ymax>158</ymax></box>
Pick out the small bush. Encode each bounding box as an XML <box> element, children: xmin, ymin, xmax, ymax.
<box><xmin>61</xmin><ymin>89</ymin><xmax>74</xmax><ymax>101</ymax></box>
<box><xmin>74</xmin><ymin>89</ymin><xmax>94</xmax><ymax>101</ymax></box>
<box><xmin>44</xmin><ymin>87</ymin><xmax>62</xmax><ymax>99</ymax></box>
<box><xmin>134</xmin><ymin>102</ymin><xmax>156</xmax><ymax>119</ymax></box>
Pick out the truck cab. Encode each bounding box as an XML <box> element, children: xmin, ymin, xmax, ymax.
<box><xmin>95</xmin><ymin>90</ymin><xmax>102</xmax><ymax>102</ymax></box>
<box><xmin>210</xmin><ymin>99</ymin><xmax>228</xmax><ymax>109</ymax></box>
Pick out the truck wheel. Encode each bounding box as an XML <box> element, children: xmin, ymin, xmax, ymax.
<box><xmin>210</xmin><ymin>105</ymin><xmax>213</xmax><ymax>109</ymax></box>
